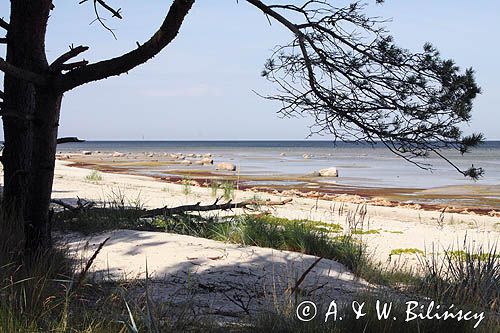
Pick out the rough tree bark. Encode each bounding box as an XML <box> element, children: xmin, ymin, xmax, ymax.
<box><xmin>2</xmin><ymin>1</ymin><xmax>54</xmax><ymax>251</ymax></box>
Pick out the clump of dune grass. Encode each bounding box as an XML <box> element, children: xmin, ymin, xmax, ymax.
<box><xmin>210</xmin><ymin>180</ymin><xmax>219</xmax><ymax>197</ymax></box>
<box><xmin>0</xmin><ymin>206</ymin><xmax>78</xmax><ymax>331</ymax></box>
<box><xmin>417</xmin><ymin>242</ymin><xmax>499</xmax><ymax>314</ymax></box>
<box><xmin>390</xmin><ymin>248</ymin><xmax>425</xmax><ymax>256</ymax></box>
<box><xmin>250</xmin><ymin>241</ymin><xmax>500</xmax><ymax>332</ymax></box>
<box><xmin>250</xmin><ymin>292</ymin><xmax>495</xmax><ymax>333</ymax></box>
<box><xmin>351</xmin><ymin>228</ymin><xmax>380</xmax><ymax>235</ymax></box>
<box><xmin>181</xmin><ymin>177</ymin><xmax>192</xmax><ymax>196</ymax></box>
<box><xmin>221</xmin><ymin>181</ymin><xmax>235</xmax><ymax>200</ymax></box>
<box><xmin>85</xmin><ymin>169</ymin><xmax>103</xmax><ymax>183</ymax></box>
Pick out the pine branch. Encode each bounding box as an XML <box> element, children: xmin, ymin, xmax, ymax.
<box><xmin>60</xmin><ymin>0</ymin><xmax>194</xmax><ymax>91</ymax></box>
<box><xmin>0</xmin><ymin>18</ymin><xmax>8</xmax><ymax>31</ymax></box>
<box><xmin>50</xmin><ymin>45</ymin><xmax>89</xmax><ymax>71</ymax></box>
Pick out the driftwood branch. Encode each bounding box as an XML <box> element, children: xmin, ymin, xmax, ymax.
<box><xmin>142</xmin><ymin>198</ymin><xmax>293</xmax><ymax>218</ymax></box>
<box><xmin>51</xmin><ymin>198</ymin><xmax>95</xmax><ymax>212</ymax></box>
<box><xmin>0</xmin><ymin>57</ymin><xmax>46</xmax><ymax>85</ymax></box>
<box><xmin>57</xmin><ymin>137</ymin><xmax>86</xmax><ymax>144</ymax></box>
<box><xmin>50</xmin><ymin>45</ymin><xmax>89</xmax><ymax>71</ymax></box>
<box><xmin>51</xmin><ymin>197</ymin><xmax>292</xmax><ymax>218</ymax></box>
<box><xmin>0</xmin><ymin>18</ymin><xmax>8</xmax><ymax>31</ymax></box>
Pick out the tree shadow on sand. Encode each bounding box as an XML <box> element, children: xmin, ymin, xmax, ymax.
<box><xmin>64</xmin><ymin>229</ymin><xmax>370</xmax><ymax>322</ymax></box>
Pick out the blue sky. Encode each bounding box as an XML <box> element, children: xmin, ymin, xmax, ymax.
<box><xmin>2</xmin><ymin>0</ymin><xmax>499</xmax><ymax>140</ymax></box>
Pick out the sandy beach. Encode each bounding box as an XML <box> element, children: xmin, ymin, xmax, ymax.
<box><xmin>3</xmin><ymin>1</ymin><xmax>500</xmax><ymax>330</ymax></box>
<box><xmin>46</xmin><ymin>155</ymin><xmax>499</xmax><ymax>319</ymax></box>
<box><xmin>52</xmin><ymin>157</ymin><xmax>499</xmax><ymax>272</ymax></box>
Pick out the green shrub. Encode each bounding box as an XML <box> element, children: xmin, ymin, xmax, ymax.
<box><xmin>85</xmin><ymin>169</ymin><xmax>102</xmax><ymax>182</ymax></box>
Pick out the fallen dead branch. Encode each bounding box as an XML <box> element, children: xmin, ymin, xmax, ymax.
<box><xmin>141</xmin><ymin>197</ymin><xmax>292</xmax><ymax>218</ymax></box>
<box><xmin>51</xmin><ymin>197</ymin><xmax>292</xmax><ymax>218</ymax></box>
<box><xmin>288</xmin><ymin>256</ymin><xmax>323</xmax><ymax>295</ymax></box>
<box><xmin>51</xmin><ymin>197</ymin><xmax>95</xmax><ymax>212</ymax></box>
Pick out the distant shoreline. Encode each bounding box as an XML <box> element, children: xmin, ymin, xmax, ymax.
<box><xmin>57</xmin><ymin>150</ymin><xmax>500</xmax><ymax>217</ymax></box>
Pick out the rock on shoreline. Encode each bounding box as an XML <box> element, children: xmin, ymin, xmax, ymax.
<box><xmin>216</xmin><ymin>162</ymin><xmax>236</xmax><ymax>171</ymax></box>
<box><xmin>318</xmin><ymin>167</ymin><xmax>338</xmax><ymax>177</ymax></box>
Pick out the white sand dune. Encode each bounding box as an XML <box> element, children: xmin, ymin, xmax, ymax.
<box><xmin>62</xmin><ymin>229</ymin><xmax>367</xmax><ymax>317</ymax></box>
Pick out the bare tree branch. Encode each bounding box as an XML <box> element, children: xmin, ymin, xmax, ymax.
<box><xmin>0</xmin><ymin>57</ymin><xmax>46</xmax><ymax>85</ymax></box>
<box><xmin>59</xmin><ymin>60</ymin><xmax>89</xmax><ymax>71</ymax></box>
<box><xmin>0</xmin><ymin>18</ymin><xmax>8</xmax><ymax>31</ymax></box>
<box><xmin>57</xmin><ymin>137</ymin><xmax>86</xmax><ymax>144</ymax></box>
<box><xmin>80</xmin><ymin>0</ymin><xmax>123</xmax><ymax>18</ymax></box>
<box><xmin>96</xmin><ymin>0</ymin><xmax>122</xmax><ymax>18</ymax></box>
<box><xmin>50</xmin><ymin>45</ymin><xmax>89</xmax><ymax>71</ymax></box>
<box><xmin>60</xmin><ymin>0</ymin><xmax>194</xmax><ymax>91</ymax></box>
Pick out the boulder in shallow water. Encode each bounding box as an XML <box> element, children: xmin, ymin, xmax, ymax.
<box><xmin>82</xmin><ymin>151</ymin><xmax>92</xmax><ymax>155</ymax></box>
<box><xmin>216</xmin><ymin>162</ymin><xmax>236</xmax><ymax>171</ymax></box>
<box><xmin>200</xmin><ymin>157</ymin><xmax>213</xmax><ymax>165</ymax></box>
<box><xmin>318</xmin><ymin>167</ymin><xmax>338</xmax><ymax>177</ymax></box>
<box><xmin>112</xmin><ymin>152</ymin><xmax>126</xmax><ymax>158</ymax></box>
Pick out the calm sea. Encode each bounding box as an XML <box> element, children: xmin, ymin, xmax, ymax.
<box><xmin>57</xmin><ymin>141</ymin><xmax>500</xmax><ymax>189</ymax></box>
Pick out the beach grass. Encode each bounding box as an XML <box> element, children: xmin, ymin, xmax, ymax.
<box><xmin>389</xmin><ymin>248</ymin><xmax>425</xmax><ymax>256</ymax></box>
<box><xmin>84</xmin><ymin>169</ymin><xmax>103</xmax><ymax>183</ymax></box>
<box><xmin>221</xmin><ymin>181</ymin><xmax>235</xmax><ymax>200</ymax></box>
<box><xmin>210</xmin><ymin>180</ymin><xmax>219</xmax><ymax>197</ymax></box>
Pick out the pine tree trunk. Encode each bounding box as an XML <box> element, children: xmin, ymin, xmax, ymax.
<box><xmin>2</xmin><ymin>1</ymin><xmax>54</xmax><ymax>251</ymax></box>
<box><xmin>23</xmin><ymin>90</ymin><xmax>62</xmax><ymax>251</ymax></box>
